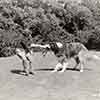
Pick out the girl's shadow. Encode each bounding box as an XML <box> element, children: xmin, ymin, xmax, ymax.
<box><xmin>11</xmin><ymin>69</ymin><xmax>26</xmax><ymax>76</ymax></box>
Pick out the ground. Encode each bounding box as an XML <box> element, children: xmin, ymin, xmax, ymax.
<box><xmin>0</xmin><ymin>51</ymin><xmax>100</xmax><ymax>100</ymax></box>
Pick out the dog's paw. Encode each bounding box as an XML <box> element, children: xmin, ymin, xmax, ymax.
<box><xmin>80</xmin><ymin>69</ymin><xmax>83</xmax><ymax>72</ymax></box>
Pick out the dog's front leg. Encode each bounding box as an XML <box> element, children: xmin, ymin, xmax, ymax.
<box><xmin>51</xmin><ymin>63</ymin><xmax>62</xmax><ymax>73</ymax></box>
<box><xmin>59</xmin><ymin>62</ymin><xmax>68</xmax><ymax>73</ymax></box>
<box><xmin>78</xmin><ymin>56</ymin><xmax>84</xmax><ymax>72</ymax></box>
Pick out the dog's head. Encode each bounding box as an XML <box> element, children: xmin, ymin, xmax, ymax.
<box><xmin>41</xmin><ymin>42</ymin><xmax>58</xmax><ymax>57</ymax></box>
<box><xmin>45</xmin><ymin>42</ymin><xmax>63</xmax><ymax>55</ymax></box>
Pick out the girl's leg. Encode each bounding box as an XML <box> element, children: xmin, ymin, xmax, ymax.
<box><xmin>26</xmin><ymin>54</ymin><xmax>34</xmax><ymax>75</ymax></box>
<box><xmin>22</xmin><ymin>60</ymin><xmax>29</xmax><ymax>76</ymax></box>
<box><xmin>29</xmin><ymin>61</ymin><xmax>34</xmax><ymax>75</ymax></box>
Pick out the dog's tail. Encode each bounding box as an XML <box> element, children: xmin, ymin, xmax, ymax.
<box><xmin>86</xmin><ymin>54</ymin><xmax>100</xmax><ymax>60</ymax></box>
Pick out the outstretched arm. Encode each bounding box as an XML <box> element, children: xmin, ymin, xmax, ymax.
<box><xmin>30</xmin><ymin>43</ymin><xmax>50</xmax><ymax>48</ymax></box>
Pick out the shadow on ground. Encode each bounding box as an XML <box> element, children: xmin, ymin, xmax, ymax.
<box><xmin>34</xmin><ymin>67</ymin><xmax>80</xmax><ymax>72</ymax></box>
<box><xmin>11</xmin><ymin>67</ymin><xmax>92</xmax><ymax>75</ymax></box>
<box><xmin>11</xmin><ymin>69</ymin><xmax>26</xmax><ymax>76</ymax></box>
<box><xmin>10</xmin><ymin>69</ymin><xmax>34</xmax><ymax>76</ymax></box>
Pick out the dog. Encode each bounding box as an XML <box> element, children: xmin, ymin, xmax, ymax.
<box><xmin>43</xmin><ymin>42</ymin><xmax>100</xmax><ymax>73</ymax></box>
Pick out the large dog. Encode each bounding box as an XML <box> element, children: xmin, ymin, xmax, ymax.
<box><xmin>43</xmin><ymin>42</ymin><xmax>100</xmax><ymax>73</ymax></box>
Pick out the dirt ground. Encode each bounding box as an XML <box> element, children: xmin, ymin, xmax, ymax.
<box><xmin>0</xmin><ymin>51</ymin><xmax>100</xmax><ymax>100</ymax></box>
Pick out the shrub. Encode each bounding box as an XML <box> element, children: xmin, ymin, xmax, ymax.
<box><xmin>0</xmin><ymin>0</ymin><xmax>100</xmax><ymax>57</ymax></box>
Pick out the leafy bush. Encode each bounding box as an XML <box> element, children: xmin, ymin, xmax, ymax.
<box><xmin>0</xmin><ymin>0</ymin><xmax>100</xmax><ymax>57</ymax></box>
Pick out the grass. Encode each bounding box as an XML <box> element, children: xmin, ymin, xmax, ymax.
<box><xmin>0</xmin><ymin>51</ymin><xmax>100</xmax><ymax>100</ymax></box>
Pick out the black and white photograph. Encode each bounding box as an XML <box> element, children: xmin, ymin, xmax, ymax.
<box><xmin>0</xmin><ymin>0</ymin><xmax>100</xmax><ymax>99</ymax></box>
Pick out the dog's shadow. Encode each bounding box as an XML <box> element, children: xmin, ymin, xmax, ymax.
<box><xmin>35</xmin><ymin>67</ymin><xmax>92</xmax><ymax>72</ymax></box>
<box><xmin>35</xmin><ymin>68</ymin><xmax>80</xmax><ymax>72</ymax></box>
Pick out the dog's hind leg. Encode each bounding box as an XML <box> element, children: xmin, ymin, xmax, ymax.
<box><xmin>73</xmin><ymin>56</ymin><xmax>80</xmax><ymax>70</ymax></box>
<box><xmin>79</xmin><ymin>61</ymin><xmax>84</xmax><ymax>72</ymax></box>
<box><xmin>78</xmin><ymin>53</ymin><xmax>85</xmax><ymax>72</ymax></box>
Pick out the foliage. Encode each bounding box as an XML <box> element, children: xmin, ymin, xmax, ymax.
<box><xmin>0</xmin><ymin>0</ymin><xmax>100</xmax><ymax>57</ymax></box>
